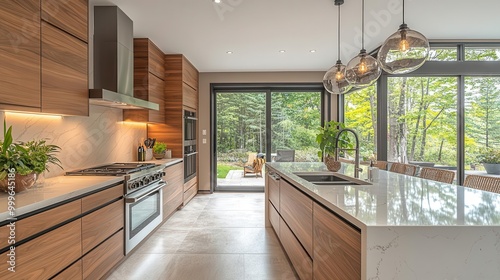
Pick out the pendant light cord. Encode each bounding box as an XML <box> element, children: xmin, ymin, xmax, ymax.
<box><xmin>361</xmin><ymin>0</ymin><xmax>365</xmax><ymax>50</ymax></box>
<box><xmin>337</xmin><ymin>5</ymin><xmax>341</xmax><ymax>59</ymax></box>
<box><xmin>402</xmin><ymin>0</ymin><xmax>405</xmax><ymax>24</ymax></box>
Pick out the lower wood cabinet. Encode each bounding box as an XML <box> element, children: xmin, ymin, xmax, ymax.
<box><xmin>52</xmin><ymin>260</ymin><xmax>82</xmax><ymax>280</ymax></box>
<box><xmin>269</xmin><ymin>201</ymin><xmax>280</xmax><ymax>235</ymax></box>
<box><xmin>183</xmin><ymin>176</ymin><xmax>197</xmax><ymax>205</ymax></box>
<box><xmin>163</xmin><ymin>162</ymin><xmax>184</xmax><ymax>219</ymax></box>
<box><xmin>0</xmin><ymin>219</ymin><xmax>82</xmax><ymax>279</ymax></box>
<box><xmin>279</xmin><ymin>218</ymin><xmax>313</xmax><ymax>280</ymax></box>
<box><xmin>313</xmin><ymin>202</ymin><xmax>361</xmax><ymax>280</ymax></box>
<box><xmin>82</xmin><ymin>199</ymin><xmax>124</xmax><ymax>254</ymax></box>
<box><xmin>268</xmin><ymin>172</ymin><xmax>280</xmax><ymax>210</ymax></box>
<box><xmin>279</xmin><ymin>178</ymin><xmax>313</xmax><ymax>256</ymax></box>
<box><xmin>83</xmin><ymin>230</ymin><xmax>124</xmax><ymax>280</ymax></box>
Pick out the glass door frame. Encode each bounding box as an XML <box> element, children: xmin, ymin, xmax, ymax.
<box><xmin>210</xmin><ymin>83</ymin><xmax>329</xmax><ymax>193</ymax></box>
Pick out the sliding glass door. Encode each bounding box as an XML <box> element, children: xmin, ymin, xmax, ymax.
<box><xmin>213</xmin><ymin>87</ymin><xmax>324</xmax><ymax>191</ymax></box>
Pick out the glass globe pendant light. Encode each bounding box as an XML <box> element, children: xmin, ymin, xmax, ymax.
<box><xmin>345</xmin><ymin>0</ymin><xmax>381</xmax><ymax>88</ymax></box>
<box><xmin>323</xmin><ymin>1</ymin><xmax>352</xmax><ymax>95</ymax></box>
<box><xmin>377</xmin><ymin>0</ymin><xmax>430</xmax><ymax>74</ymax></box>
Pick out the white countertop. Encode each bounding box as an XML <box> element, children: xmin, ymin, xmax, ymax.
<box><xmin>0</xmin><ymin>158</ymin><xmax>183</xmax><ymax>223</ymax></box>
<box><xmin>267</xmin><ymin>162</ymin><xmax>500</xmax><ymax>228</ymax></box>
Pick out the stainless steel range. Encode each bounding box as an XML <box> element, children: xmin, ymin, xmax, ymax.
<box><xmin>67</xmin><ymin>162</ymin><xmax>166</xmax><ymax>254</ymax></box>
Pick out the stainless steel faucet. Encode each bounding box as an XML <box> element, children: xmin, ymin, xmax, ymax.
<box><xmin>335</xmin><ymin>128</ymin><xmax>362</xmax><ymax>178</ymax></box>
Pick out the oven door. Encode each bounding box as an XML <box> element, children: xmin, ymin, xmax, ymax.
<box><xmin>184</xmin><ymin>151</ymin><xmax>197</xmax><ymax>182</ymax></box>
<box><xmin>125</xmin><ymin>181</ymin><xmax>165</xmax><ymax>254</ymax></box>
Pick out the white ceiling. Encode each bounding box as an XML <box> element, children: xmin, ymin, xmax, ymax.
<box><xmin>90</xmin><ymin>0</ymin><xmax>500</xmax><ymax>72</ymax></box>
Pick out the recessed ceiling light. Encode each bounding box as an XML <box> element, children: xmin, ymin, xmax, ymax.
<box><xmin>279</xmin><ymin>50</ymin><xmax>286</xmax><ymax>53</ymax></box>
<box><xmin>213</xmin><ymin>0</ymin><xmax>221</xmax><ymax>3</ymax></box>
<box><xmin>310</xmin><ymin>50</ymin><xmax>316</xmax><ymax>53</ymax></box>
<box><xmin>226</xmin><ymin>51</ymin><xmax>233</xmax><ymax>54</ymax></box>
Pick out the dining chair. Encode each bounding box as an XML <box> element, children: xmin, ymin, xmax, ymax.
<box><xmin>389</xmin><ymin>162</ymin><xmax>418</xmax><ymax>176</ymax></box>
<box><xmin>419</xmin><ymin>167</ymin><xmax>455</xmax><ymax>184</ymax></box>
<box><xmin>463</xmin><ymin>174</ymin><xmax>500</xmax><ymax>194</ymax></box>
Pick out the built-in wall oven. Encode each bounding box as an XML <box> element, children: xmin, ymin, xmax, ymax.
<box><xmin>184</xmin><ymin>109</ymin><xmax>197</xmax><ymax>182</ymax></box>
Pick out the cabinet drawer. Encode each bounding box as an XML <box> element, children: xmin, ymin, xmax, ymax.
<box><xmin>82</xmin><ymin>199</ymin><xmax>124</xmax><ymax>254</ymax></box>
<box><xmin>183</xmin><ymin>180</ymin><xmax>198</xmax><ymax>205</ymax></box>
<box><xmin>268</xmin><ymin>172</ymin><xmax>280</xmax><ymax>210</ymax></box>
<box><xmin>82</xmin><ymin>184</ymin><xmax>123</xmax><ymax>213</ymax></box>
<box><xmin>0</xmin><ymin>199</ymin><xmax>81</xmax><ymax>249</ymax></box>
<box><xmin>268</xmin><ymin>201</ymin><xmax>280</xmax><ymax>235</ymax></box>
<box><xmin>83</xmin><ymin>230</ymin><xmax>124</xmax><ymax>280</ymax></box>
<box><xmin>42</xmin><ymin>0</ymin><xmax>88</xmax><ymax>42</ymax></box>
<box><xmin>0</xmin><ymin>220</ymin><xmax>81</xmax><ymax>279</ymax></box>
<box><xmin>313</xmin><ymin>202</ymin><xmax>361</xmax><ymax>280</ymax></box>
<box><xmin>52</xmin><ymin>260</ymin><xmax>82</xmax><ymax>280</ymax></box>
<box><xmin>279</xmin><ymin>218</ymin><xmax>312</xmax><ymax>280</ymax></box>
<box><xmin>279</xmin><ymin>179</ymin><xmax>313</xmax><ymax>256</ymax></box>
<box><xmin>163</xmin><ymin>163</ymin><xmax>184</xmax><ymax>219</ymax></box>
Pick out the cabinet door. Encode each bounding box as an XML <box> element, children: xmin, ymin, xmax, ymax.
<box><xmin>183</xmin><ymin>82</ymin><xmax>197</xmax><ymax>110</ymax></box>
<box><xmin>313</xmin><ymin>202</ymin><xmax>361</xmax><ymax>280</ymax></box>
<box><xmin>268</xmin><ymin>172</ymin><xmax>280</xmax><ymax>210</ymax></box>
<box><xmin>279</xmin><ymin>218</ymin><xmax>312</xmax><ymax>280</ymax></box>
<box><xmin>148</xmin><ymin>73</ymin><xmax>165</xmax><ymax>123</ymax></box>
<box><xmin>41</xmin><ymin>22</ymin><xmax>88</xmax><ymax>116</ymax></box>
<box><xmin>0</xmin><ymin>0</ymin><xmax>41</xmax><ymax>110</ymax></box>
<box><xmin>268</xmin><ymin>201</ymin><xmax>280</xmax><ymax>235</ymax></box>
<box><xmin>42</xmin><ymin>0</ymin><xmax>88</xmax><ymax>42</ymax></box>
<box><xmin>163</xmin><ymin>162</ymin><xmax>184</xmax><ymax>219</ymax></box>
<box><xmin>82</xmin><ymin>199</ymin><xmax>124</xmax><ymax>254</ymax></box>
<box><xmin>53</xmin><ymin>260</ymin><xmax>82</xmax><ymax>280</ymax></box>
<box><xmin>182</xmin><ymin>56</ymin><xmax>198</xmax><ymax>90</ymax></box>
<box><xmin>148</xmin><ymin>40</ymin><xmax>165</xmax><ymax>80</ymax></box>
<box><xmin>279</xmin><ymin>179</ymin><xmax>313</xmax><ymax>256</ymax></box>
<box><xmin>0</xmin><ymin>220</ymin><xmax>81</xmax><ymax>279</ymax></box>
<box><xmin>83</xmin><ymin>230</ymin><xmax>124</xmax><ymax>280</ymax></box>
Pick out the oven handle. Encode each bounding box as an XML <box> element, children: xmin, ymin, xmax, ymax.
<box><xmin>125</xmin><ymin>181</ymin><xmax>167</xmax><ymax>203</ymax></box>
<box><xmin>184</xmin><ymin>116</ymin><xmax>198</xmax><ymax>121</ymax></box>
<box><xmin>184</xmin><ymin>152</ymin><xmax>198</xmax><ymax>157</ymax></box>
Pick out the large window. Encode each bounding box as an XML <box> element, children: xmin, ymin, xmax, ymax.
<box><xmin>342</xmin><ymin>42</ymin><xmax>500</xmax><ymax>184</ymax></box>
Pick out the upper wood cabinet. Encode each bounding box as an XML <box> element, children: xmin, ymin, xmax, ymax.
<box><xmin>41</xmin><ymin>0</ymin><xmax>88</xmax><ymax>42</ymax></box>
<box><xmin>124</xmin><ymin>38</ymin><xmax>165</xmax><ymax>123</ymax></box>
<box><xmin>41</xmin><ymin>22</ymin><xmax>88</xmax><ymax>116</ymax></box>
<box><xmin>0</xmin><ymin>0</ymin><xmax>41</xmax><ymax>111</ymax></box>
<box><xmin>165</xmin><ymin>54</ymin><xmax>199</xmax><ymax>110</ymax></box>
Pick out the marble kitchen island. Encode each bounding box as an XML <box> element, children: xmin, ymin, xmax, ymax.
<box><xmin>265</xmin><ymin>162</ymin><xmax>500</xmax><ymax>280</ymax></box>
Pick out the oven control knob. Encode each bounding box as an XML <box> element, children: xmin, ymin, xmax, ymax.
<box><xmin>142</xmin><ymin>177</ymin><xmax>149</xmax><ymax>185</ymax></box>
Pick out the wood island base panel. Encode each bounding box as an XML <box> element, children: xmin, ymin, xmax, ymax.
<box><xmin>265</xmin><ymin>162</ymin><xmax>500</xmax><ymax>280</ymax></box>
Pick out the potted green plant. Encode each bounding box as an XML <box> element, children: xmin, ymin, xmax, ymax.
<box><xmin>316</xmin><ymin>121</ymin><xmax>352</xmax><ymax>171</ymax></box>
<box><xmin>477</xmin><ymin>148</ymin><xmax>500</xmax><ymax>175</ymax></box>
<box><xmin>0</xmin><ymin>122</ymin><xmax>62</xmax><ymax>192</ymax></box>
<box><xmin>152</xmin><ymin>142</ymin><xmax>167</xmax><ymax>159</ymax></box>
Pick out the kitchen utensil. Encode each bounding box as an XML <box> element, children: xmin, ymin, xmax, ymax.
<box><xmin>151</xmin><ymin>138</ymin><xmax>156</xmax><ymax>148</ymax></box>
<box><xmin>144</xmin><ymin>138</ymin><xmax>152</xmax><ymax>148</ymax></box>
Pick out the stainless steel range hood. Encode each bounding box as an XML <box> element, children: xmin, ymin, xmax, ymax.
<box><xmin>90</xmin><ymin>6</ymin><xmax>159</xmax><ymax>111</ymax></box>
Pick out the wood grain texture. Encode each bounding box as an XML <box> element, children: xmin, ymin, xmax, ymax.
<box><xmin>42</xmin><ymin>0</ymin><xmax>88</xmax><ymax>42</ymax></box>
<box><xmin>52</xmin><ymin>260</ymin><xmax>82</xmax><ymax>280</ymax></box>
<box><xmin>82</xmin><ymin>199</ymin><xmax>124</xmax><ymax>254</ymax></box>
<box><xmin>163</xmin><ymin>162</ymin><xmax>184</xmax><ymax>219</ymax></box>
<box><xmin>0</xmin><ymin>199</ymin><xmax>81</xmax><ymax>250</ymax></box>
<box><xmin>313</xmin><ymin>202</ymin><xmax>361</xmax><ymax>280</ymax></box>
<box><xmin>81</xmin><ymin>184</ymin><xmax>123</xmax><ymax>213</ymax></box>
<box><xmin>0</xmin><ymin>220</ymin><xmax>81</xmax><ymax>280</ymax></box>
<box><xmin>183</xmin><ymin>82</ymin><xmax>197</xmax><ymax>110</ymax></box>
<box><xmin>182</xmin><ymin>55</ymin><xmax>198</xmax><ymax>90</ymax></box>
<box><xmin>269</xmin><ymin>201</ymin><xmax>280</xmax><ymax>236</ymax></box>
<box><xmin>0</xmin><ymin>0</ymin><xmax>41</xmax><ymax>109</ymax></box>
<box><xmin>279</xmin><ymin>179</ymin><xmax>313</xmax><ymax>257</ymax></box>
<box><xmin>148</xmin><ymin>40</ymin><xmax>165</xmax><ymax>80</ymax></box>
<box><xmin>41</xmin><ymin>22</ymin><xmax>88</xmax><ymax>116</ymax></box>
<box><xmin>82</xmin><ymin>230</ymin><xmax>124</xmax><ymax>280</ymax></box>
<box><xmin>268</xmin><ymin>173</ymin><xmax>280</xmax><ymax>210</ymax></box>
<box><xmin>183</xmin><ymin>179</ymin><xmax>198</xmax><ymax>205</ymax></box>
<box><xmin>279</xmin><ymin>218</ymin><xmax>313</xmax><ymax>280</ymax></box>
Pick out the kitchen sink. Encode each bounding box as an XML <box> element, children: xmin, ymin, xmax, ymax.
<box><xmin>293</xmin><ymin>172</ymin><xmax>371</xmax><ymax>186</ymax></box>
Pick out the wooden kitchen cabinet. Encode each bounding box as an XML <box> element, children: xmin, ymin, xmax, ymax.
<box><xmin>268</xmin><ymin>201</ymin><xmax>280</xmax><ymax>235</ymax></box>
<box><xmin>82</xmin><ymin>230</ymin><xmax>124</xmax><ymax>280</ymax></box>
<box><xmin>52</xmin><ymin>260</ymin><xmax>83</xmax><ymax>280</ymax></box>
<box><xmin>313</xmin><ymin>202</ymin><xmax>361</xmax><ymax>280</ymax></box>
<box><xmin>41</xmin><ymin>21</ymin><xmax>88</xmax><ymax>116</ymax></box>
<box><xmin>0</xmin><ymin>0</ymin><xmax>41</xmax><ymax>111</ymax></box>
<box><xmin>82</xmin><ymin>199</ymin><xmax>124</xmax><ymax>254</ymax></box>
<box><xmin>163</xmin><ymin>162</ymin><xmax>184</xmax><ymax>219</ymax></box>
<box><xmin>279</xmin><ymin>218</ymin><xmax>313</xmax><ymax>280</ymax></box>
<box><xmin>124</xmin><ymin>38</ymin><xmax>166</xmax><ymax>123</ymax></box>
<box><xmin>42</xmin><ymin>0</ymin><xmax>88</xmax><ymax>42</ymax></box>
<box><xmin>268</xmin><ymin>172</ymin><xmax>280</xmax><ymax>210</ymax></box>
<box><xmin>0</xmin><ymin>220</ymin><xmax>82</xmax><ymax>280</ymax></box>
<box><xmin>184</xmin><ymin>177</ymin><xmax>198</xmax><ymax>205</ymax></box>
<box><xmin>81</xmin><ymin>183</ymin><xmax>123</xmax><ymax>213</ymax></box>
<box><xmin>279</xmin><ymin>178</ymin><xmax>313</xmax><ymax>257</ymax></box>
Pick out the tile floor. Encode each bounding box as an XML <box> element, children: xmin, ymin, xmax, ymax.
<box><xmin>107</xmin><ymin>192</ymin><xmax>298</xmax><ymax>280</ymax></box>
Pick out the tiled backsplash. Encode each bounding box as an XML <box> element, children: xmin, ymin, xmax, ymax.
<box><xmin>0</xmin><ymin>105</ymin><xmax>146</xmax><ymax>178</ymax></box>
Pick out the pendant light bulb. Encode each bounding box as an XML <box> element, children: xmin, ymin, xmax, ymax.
<box><xmin>335</xmin><ymin>66</ymin><xmax>344</xmax><ymax>81</ymax></box>
<box><xmin>358</xmin><ymin>57</ymin><xmax>367</xmax><ymax>74</ymax></box>
<box><xmin>377</xmin><ymin>0</ymin><xmax>430</xmax><ymax>74</ymax></box>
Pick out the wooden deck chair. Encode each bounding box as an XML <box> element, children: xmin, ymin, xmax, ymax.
<box><xmin>244</xmin><ymin>158</ymin><xmax>266</xmax><ymax>177</ymax></box>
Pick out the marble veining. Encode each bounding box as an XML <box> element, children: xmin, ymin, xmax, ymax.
<box><xmin>267</xmin><ymin>162</ymin><xmax>500</xmax><ymax>227</ymax></box>
<box><xmin>0</xmin><ymin>105</ymin><xmax>146</xmax><ymax>178</ymax></box>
